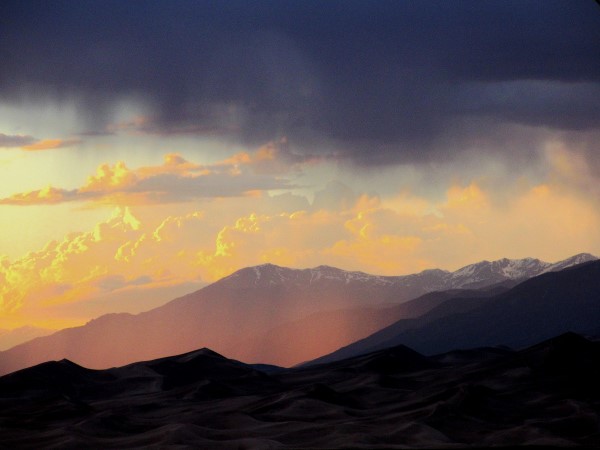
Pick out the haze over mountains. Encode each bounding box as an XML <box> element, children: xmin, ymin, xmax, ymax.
<box><xmin>0</xmin><ymin>326</ymin><xmax>54</xmax><ymax>351</ymax></box>
<box><xmin>0</xmin><ymin>253</ymin><xmax>595</xmax><ymax>375</ymax></box>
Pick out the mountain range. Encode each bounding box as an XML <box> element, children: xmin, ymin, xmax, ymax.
<box><xmin>309</xmin><ymin>258</ymin><xmax>600</xmax><ymax>365</ymax></box>
<box><xmin>0</xmin><ymin>253</ymin><xmax>595</xmax><ymax>375</ymax></box>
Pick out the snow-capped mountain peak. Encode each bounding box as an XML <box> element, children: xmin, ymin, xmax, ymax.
<box><xmin>219</xmin><ymin>253</ymin><xmax>598</xmax><ymax>294</ymax></box>
<box><xmin>447</xmin><ymin>254</ymin><xmax>597</xmax><ymax>289</ymax></box>
<box><xmin>220</xmin><ymin>263</ymin><xmax>395</xmax><ymax>289</ymax></box>
<box><xmin>452</xmin><ymin>257</ymin><xmax>546</xmax><ymax>281</ymax></box>
<box><xmin>541</xmin><ymin>253</ymin><xmax>597</xmax><ymax>273</ymax></box>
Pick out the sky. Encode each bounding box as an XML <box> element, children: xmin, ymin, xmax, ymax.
<box><xmin>1</xmin><ymin>0</ymin><xmax>599</xmax><ymax>330</ymax></box>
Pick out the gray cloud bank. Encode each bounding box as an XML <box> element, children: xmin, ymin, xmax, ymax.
<box><xmin>1</xmin><ymin>0</ymin><xmax>599</xmax><ymax>164</ymax></box>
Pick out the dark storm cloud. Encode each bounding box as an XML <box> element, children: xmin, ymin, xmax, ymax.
<box><xmin>1</xmin><ymin>0</ymin><xmax>599</xmax><ymax>163</ymax></box>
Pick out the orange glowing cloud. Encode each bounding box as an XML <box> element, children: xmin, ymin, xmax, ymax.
<box><xmin>220</xmin><ymin>139</ymin><xmax>321</xmax><ymax>175</ymax></box>
<box><xmin>0</xmin><ymin>207</ymin><xmax>208</xmax><ymax>328</ymax></box>
<box><xmin>0</xmin><ymin>133</ymin><xmax>81</xmax><ymax>151</ymax></box>
<box><xmin>0</xmin><ymin>186</ymin><xmax>74</xmax><ymax>205</ymax></box>
<box><xmin>0</xmin><ymin>146</ymin><xmax>300</xmax><ymax>206</ymax></box>
<box><xmin>21</xmin><ymin>138</ymin><xmax>81</xmax><ymax>151</ymax></box>
<box><xmin>79</xmin><ymin>161</ymin><xmax>138</xmax><ymax>193</ymax></box>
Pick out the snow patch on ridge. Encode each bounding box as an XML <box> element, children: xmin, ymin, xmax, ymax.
<box><xmin>221</xmin><ymin>253</ymin><xmax>598</xmax><ymax>292</ymax></box>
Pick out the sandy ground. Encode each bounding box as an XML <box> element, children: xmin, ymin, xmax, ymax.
<box><xmin>0</xmin><ymin>332</ymin><xmax>599</xmax><ymax>448</ymax></box>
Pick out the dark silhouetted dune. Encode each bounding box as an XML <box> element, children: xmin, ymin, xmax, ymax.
<box><xmin>1</xmin><ymin>332</ymin><xmax>599</xmax><ymax>448</ymax></box>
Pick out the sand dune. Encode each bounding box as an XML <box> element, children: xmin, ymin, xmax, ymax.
<box><xmin>1</xmin><ymin>332</ymin><xmax>599</xmax><ymax>448</ymax></box>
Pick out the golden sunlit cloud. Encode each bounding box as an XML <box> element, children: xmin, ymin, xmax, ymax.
<box><xmin>0</xmin><ymin>207</ymin><xmax>205</xmax><ymax>328</ymax></box>
<box><xmin>0</xmin><ymin>186</ymin><xmax>75</xmax><ymax>205</ymax></box>
<box><xmin>219</xmin><ymin>139</ymin><xmax>321</xmax><ymax>175</ymax></box>
<box><xmin>0</xmin><ymin>144</ymin><xmax>305</xmax><ymax>206</ymax></box>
